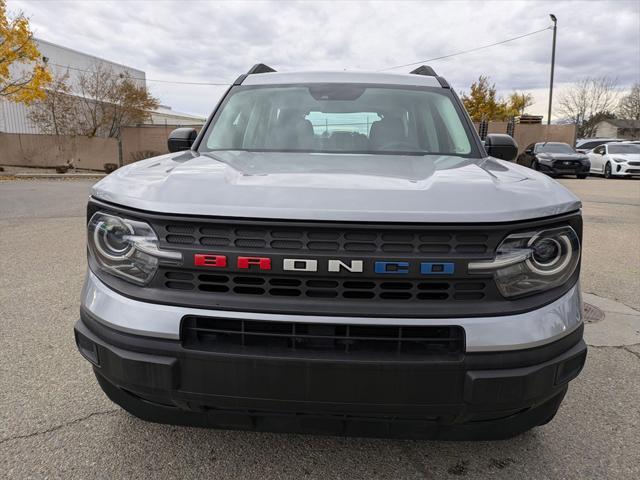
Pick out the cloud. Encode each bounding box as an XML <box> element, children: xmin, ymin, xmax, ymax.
<box><xmin>9</xmin><ymin>0</ymin><xmax>640</xmax><ymax>117</ymax></box>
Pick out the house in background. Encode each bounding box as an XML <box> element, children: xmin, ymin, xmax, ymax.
<box><xmin>592</xmin><ymin>119</ymin><xmax>640</xmax><ymax>140</ymax></box>
<box><xmin>0</xmin><ymin>38</ymin><xmax>204</xmax><ymax>134</ymax></box>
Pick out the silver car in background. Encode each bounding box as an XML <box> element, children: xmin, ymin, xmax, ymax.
<box><xmin>575</xmin><ymin>137</ymin><xmax>623</xmax><ymax>154</ymax></box>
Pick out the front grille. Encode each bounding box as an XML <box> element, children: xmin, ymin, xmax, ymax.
<box><xmin>554</xmin><ymin>160</ymin><xmax>580</xmax><ymax>167</ymax></box>
<box><xmin>628</xmin><ymin>161</ymin><xmax>640</xmax><ymax>166</ymax></box>
<box><xmin>148</xmin><ymin>216</ymin><xmax>510</xmax><ymax>316</ymax></box>
<box><xmin>87</xmin><ymin>199</ymin><xmax>582</xmax><ymax>317</ymax></box>
<box><xmin>164</xmin><ymin>270</ymin><xmax>486</xmax><ymax>302</ymax></box>
<box><xmin>181</xmin><ymin>316</ymin><xmax>465</xmax><ymax>358</ymax></box>
<box><xmin>164</xmin><ymin>224</ymin><xmax>489</xmax><ymax>254</ymax></box>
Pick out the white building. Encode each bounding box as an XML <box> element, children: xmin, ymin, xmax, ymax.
<box><xmin>592</xmin><ymin>119</ymin><xmax>640</xmax><ymax>141</ymax></box>
<box><xmin>0</xmin><ymin>38</ymin><xmax>204</xmax><ymax>133</ymax></box>
<box><xmin>149</xmin><ymin>105</ymin><xmax>206</xmax><ymax>127</ymax></box>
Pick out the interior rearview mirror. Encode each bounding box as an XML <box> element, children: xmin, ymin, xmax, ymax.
<box><xmin>168</xmin><ymin>128</ymin><xmax>198</xmax><ymax>153</ymax></box>
<box><xmin>484</xmin><ymin>134</ymin><xmax>518</xmax><ymax>161</ymax></box>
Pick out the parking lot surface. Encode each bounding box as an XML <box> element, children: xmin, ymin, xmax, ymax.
<box><xmin>1</xmin><ymin>177</ymin><xmax>639</xmax><ymax>479</ymax></box>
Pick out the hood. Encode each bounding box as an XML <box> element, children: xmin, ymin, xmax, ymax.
<box><xmin>611</xmin><ymin>153</ymin><xmax>640</xmax><ymax>161</ymax></box>
<box><xmin>92</xmin><ymin>151</ymin><xmax>581</xmax><ymax>223</ymax></box>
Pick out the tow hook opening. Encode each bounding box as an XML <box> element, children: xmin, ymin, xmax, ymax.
<box><xmin>75</xmin><ymin>331</ymin><xmax>100</xmax><ymax>366</ymax></box>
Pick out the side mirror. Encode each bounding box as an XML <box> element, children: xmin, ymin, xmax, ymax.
<box><xmin>484</xmin><ymin>134</ymin><xmax>518</xmax><ymax>161</ymax></box>
<box><xmin>525</xmin><ymin>148</ymin><xmax>533</xmax><ymax>155</ymax></box>
<box><xmin>168</xmin><ymin>128</ymin><xmax>198</xmax><ymax>153</ymax></box>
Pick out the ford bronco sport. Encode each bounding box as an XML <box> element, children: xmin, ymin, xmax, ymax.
<box><xmin>75</xmin><ymin>64</ymin><xmax>587</xmax><ymax>440</ymax></box>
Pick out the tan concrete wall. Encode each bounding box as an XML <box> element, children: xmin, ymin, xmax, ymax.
<box><xmin>120</xmin><ymin>125</ymin><xmax>172</xmax><ymax>165</ymax></box>
<box><xmin>0</xmin><ymin>133</ymin><xmax>118</xmax><ymax>170</ymax></box>
<box><xmin>514</xmin><ymin>124</ymin><xmax>577</xmax><ymax>153</ymax></box>
<box><xmin>120</xmin><ymin>125</ymin><xmax>202</xmax><ymax>165</ymax></box>
<box><xmin>473</xmin><ymin>122</ymin><xmax>577</xmax><ymax>154</ymax></box>
<box><xmin>2</xmin><ymin>123</ymin><xmax>578</xmax><ymax>169</ymax></box>
<box><xmin>0</xmin><ymin>125</ymin><xmax>202</xmax><ymax>170</ymax></box>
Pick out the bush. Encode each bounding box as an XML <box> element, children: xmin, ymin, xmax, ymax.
<box><xmin>104</xmin><ymin>163</ymin><xmax>118</xmax><ymax>174</ymax></box>
<box><xmin>130</xmin><ymin>150</ymin><xmax>162</xmax><ymax>162</ymax></box>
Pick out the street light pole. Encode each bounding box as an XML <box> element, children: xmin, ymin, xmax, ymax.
<box><xmin>547</xmin><ymin>14</ymin><xmax>557</xmax><ymax>126</ymax></box>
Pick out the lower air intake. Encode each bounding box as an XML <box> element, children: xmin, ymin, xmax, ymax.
<box><xmin>181</xmin><ymin>316</ymin><xmax>465</xmax><ymax>359</ymax></box>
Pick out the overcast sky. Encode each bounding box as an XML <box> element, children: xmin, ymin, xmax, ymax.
<box><xmin>9</xmin><ymin>0</ymin><xmax>640</xmax><ymax>119</ymax></box>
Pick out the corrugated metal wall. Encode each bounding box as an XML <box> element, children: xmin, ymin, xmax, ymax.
<box><xmin>36</xmin><ymin>39</ymin><xmax>146</xmax><ymax>94</ymax></box>
<box><xmin>0</xmin><ymin>99</ymin><xmax>41</xmax><ymax>134</ymax></box>
<box><xmin>0</xmin><ymin>39</ymin><xmax>146</xmax><ymax>134</ymax></box>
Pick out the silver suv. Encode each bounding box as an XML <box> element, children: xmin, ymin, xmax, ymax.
<box><xmin>75</xmin><ymin>64</ymin><xmax>587</xmax><ymax>440</ymax></box>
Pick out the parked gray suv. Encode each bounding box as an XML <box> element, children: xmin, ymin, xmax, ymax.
<box><xmin>75</xmin><ymin>64</ymin><xmax>587</xmax><ymax>440</ymax></box>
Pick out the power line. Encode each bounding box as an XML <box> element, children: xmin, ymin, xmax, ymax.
<box><xmin>47</xmin><ymin>62</ymin><xmax>232</xmax><ymax>86</ymax></box>
<box><xmin>47</xmin><ymin>26</ymin><xmax>553</xmax><ymax>84</ymax></box>
<box><xmin>379</xmin><ymin>26</ymin><xmax>552</xmax><ymax>71</ymax></box>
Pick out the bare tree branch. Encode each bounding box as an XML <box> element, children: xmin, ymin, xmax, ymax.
<box><xmin>557</xmin><ymin>76</ymin><xmax>619</xmax><ymax>137</ymax></box>
<box><xmin>617</xmin><ymin>83</ymin><xmax>640</xmax><ymax>120</ymax></box>
<box><xmin>28</xmin><ymin>64</ymin><xmax>159</xmax><ymax>137</ymax></box>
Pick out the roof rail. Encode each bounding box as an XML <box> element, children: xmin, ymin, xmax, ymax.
<box><xmin>409</xmin><ymin>65</ymin><xmax>437</xmax><ymax>77</ymax></box>
<box><xmin>409</xmin><ymin>65</ymin><xmax>450</xmax><ymax>89</ymax></box>
<box><xmin>247</xmin><ymin>63</ymin><xmax>276</xmax><ymax>75</ymax></box>
<box><xmin>234</xmin><ymin>64</ymin><xmax>277</xmax><ymax>85</ymax></box>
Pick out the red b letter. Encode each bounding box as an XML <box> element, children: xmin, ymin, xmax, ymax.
<box><xmin>194</xmin><ymin>254</ymin><xmax>227</xmax><ymax>268</ymax></box>
<box><xmin>237</xmin><ymin>256</ymin><xmax>271</xmax><ymax>270</ymax></box>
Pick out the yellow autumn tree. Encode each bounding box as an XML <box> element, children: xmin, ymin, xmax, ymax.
<box><xmin>462</xmin><ymin>77</ymin><xmax>536</xmax><ymax>121</ymax></box>
<box><xmin>461</xmin><ymin>76</ymin><xmax>509</xmax><ymax>122</ymax></box>
<box><xmin>0</xmin><ymin>0</ymin><xmax>51</xmax><ymax>103</ymax></box>
<box><xmin>506</xmin><ymin>92</ymin><xmax>534</xmax><ymax>117</ymax></box>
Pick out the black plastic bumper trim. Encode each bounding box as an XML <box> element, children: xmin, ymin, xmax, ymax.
<box><xmin>76</xmin><ymin>309</ymin><xmax>586</xmax><ymax>420</ymax></box>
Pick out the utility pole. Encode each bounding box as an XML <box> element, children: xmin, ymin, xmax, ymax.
<box><xmin>547</xmin><ymin>14</ymin><xmax>558</xmax><ymax>126</ymax></box>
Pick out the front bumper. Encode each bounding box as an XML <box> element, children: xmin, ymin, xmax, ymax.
<box><xmin>76</xmin><ymin>312</ymin><xmax>586</xmax><ymax>439</ymax></box>
<box><xmin>541</xmin><ymin>160</ymin><xmax>590</xmax><ymax>176</ymax></box>
<box><xmin>81</xmin><ymin>271</ymin><xmax>584</xmax><ymax>352</ymax></box>
<box><xmin>612</xmin><ymin>163</ymin><xmax>640</xmax><ymax>176</ymax></box>
<box><xmin>75</xmin><ymin>275</ymin><xmax>587</xmax><ymax>439</ymax></box>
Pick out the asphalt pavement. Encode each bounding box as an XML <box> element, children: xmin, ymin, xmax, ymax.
<box><xmin>0</xmin><ymin>176</ymin><xmax>638</xmax><ymax>479</ymax></box>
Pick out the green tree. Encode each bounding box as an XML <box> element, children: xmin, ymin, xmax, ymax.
<box><xmin>0</xmin><ymin>0</ymin><xmax>51</xmax><ymax>103</ymax></box>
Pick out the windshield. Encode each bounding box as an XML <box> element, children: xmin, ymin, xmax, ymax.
<box><xmin>537</xmin><ymin>143</ymin><xmax>574</xmax><ymax>154</ymax></box>
<box><xmin>608</xmin><ymin>144</ymin><xmax>640</xmax><ymax>154</ymax></box>
<box><xmin>199</xmin><ymin>84</ymin><xmax>474</xmax><ymax>156</ymax></box>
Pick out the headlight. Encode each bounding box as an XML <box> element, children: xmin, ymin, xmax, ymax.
<box><xmin>612</xmin><ymin>157</ymin><xmax>627</xmax><ymax>163</ymax></box>
<box><xmin>88</xmin><ymin>212</ymin><xmax>182</xmax><ymax>285</ymax></box>
<box><xmin>468</xmin><ymin>226</ymin><xmax>580</xmax><ymax>298</ymax></box>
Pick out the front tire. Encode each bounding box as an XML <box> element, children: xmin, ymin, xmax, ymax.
<box><xmin>604</xmin><ymin>162</ymin><xmax>612</xmax><ymax>179</ymax></box>
<box><xmin>577</xmin><ymin>174</ymin><xmax>588</xmax><ymax>179</ymax></box>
